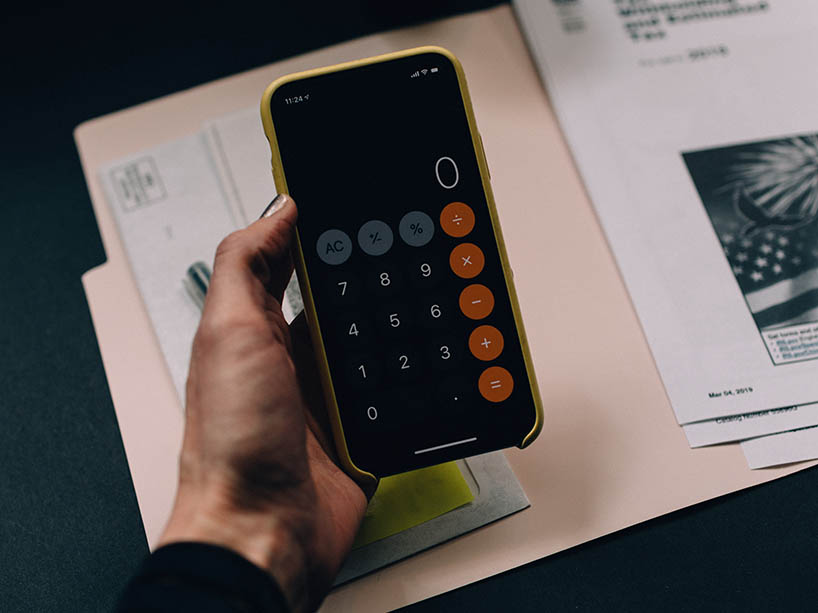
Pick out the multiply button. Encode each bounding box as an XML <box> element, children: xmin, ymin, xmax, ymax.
<box><xmin>358</xmin><ymin>220</ymin><xmax>393</xmax><ymax>256</ymax></box>
<box><xmin>440</xmin><ymin>202</ymin><xmax>475</xmax><ymax>238</ymax></box>
<box><xmin>459</xmin><ymin>284</ymin><xmax>494</xmax><ymax>319</ymax></box>
<box><xmin>449</xmin><ymin>243</ymin><xmax>485</xmax><ymax>279</ymax></box>
<box><xmin>399</xmin><ymin>211</ymin><xmax>434</xmax><ymax>247</ymax></box>
<box><xmin>469</xmin><ymin>325</ymin><xmax>504</xmax><ymax>361</ymax></box>
<box><xmin>316</xmin><ymin>229</ymin><xmax>352</xmax><ymax>265</ymax></box>
<box><xmin>478</xmin><ymin>366</ymin><xmax>514</xmax><ymax>403</ymax></box>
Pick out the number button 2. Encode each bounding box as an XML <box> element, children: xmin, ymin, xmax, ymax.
<box><xmin>388</xmin><ymin>348</ymin><xmax>421</xmax><ymax>382</ymax></box>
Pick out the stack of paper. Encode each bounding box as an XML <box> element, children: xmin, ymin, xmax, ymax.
<box><xmin>515</xmin><ymin>0</ymin><xmax>818</xmax><ymax>468</ymax></box>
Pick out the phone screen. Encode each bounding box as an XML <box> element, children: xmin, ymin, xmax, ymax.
<box><xmin>269</xmin><ymin>51</ymin><xmax>538</xmax><ymax>476</ymax></box>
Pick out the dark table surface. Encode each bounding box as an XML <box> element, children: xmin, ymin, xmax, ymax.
<box><xmin>2</xmin><ymin>1</ymin><xmax>817</xmax><ymax>611</ymax></box>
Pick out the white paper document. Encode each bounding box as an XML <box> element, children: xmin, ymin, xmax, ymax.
<box><xmin>515</xmin><ymin>0</ymin><xmax>818</xmax><ymax>426</ymax></box>
<box><xmin>683</xmin><ymin>402</ymin><xmax>818</xmax><ymax>448</ymax></box>
<box><xmin>742</xmin><ymin>425</ymin><xmax>818</xmax><ymax>469</ymax></box>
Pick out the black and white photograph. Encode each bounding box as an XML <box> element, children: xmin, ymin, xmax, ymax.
<box><xmin>684</xmin><ymin>135</ymin><xmax>818</xmax><ymax>364</ymax></box>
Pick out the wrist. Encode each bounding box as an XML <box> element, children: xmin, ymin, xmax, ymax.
<box><xmin>160</xmin><ymin>486</ymin><xmax>310</xmax><ymax>612</ymax></box>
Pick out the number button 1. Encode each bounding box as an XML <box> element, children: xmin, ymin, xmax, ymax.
<box><xmin>344</xmin><ymin>355</ymin><xmax>381</xmax><ymax>390</ymax></box>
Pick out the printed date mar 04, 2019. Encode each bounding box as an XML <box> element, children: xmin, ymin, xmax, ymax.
<box><xmin>708</xmin><ymin>386</ymin><xmax>754</xmax><ymax>399</ymax></box>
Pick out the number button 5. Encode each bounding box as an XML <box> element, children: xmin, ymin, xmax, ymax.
<box><xmin>376</xmin><ymin>305</ymin><xmax>412</xmax><ymax>338</ymax></box>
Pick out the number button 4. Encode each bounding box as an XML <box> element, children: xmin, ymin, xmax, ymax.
<box><xmin>334</xmin><ymin>312</ymin><xmax>373</xmax><ymax>347</ymax></box>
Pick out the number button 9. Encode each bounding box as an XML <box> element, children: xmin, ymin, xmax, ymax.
<box><xmin>410</xmin><ymin>255</ymin><xmax>443</xmax><ymax>289</ymax></box>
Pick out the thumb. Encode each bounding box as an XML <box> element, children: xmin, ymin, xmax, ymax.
<box><xmin>208</xmin><ymin>194</ymin><xmax>298</xmax><ymax>308</ymax></box>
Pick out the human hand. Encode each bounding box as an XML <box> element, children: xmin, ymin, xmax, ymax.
<box><xmin>160</xmin><ymin>195</ymin><xmax>368</xmax><ymax>612</ymax></box>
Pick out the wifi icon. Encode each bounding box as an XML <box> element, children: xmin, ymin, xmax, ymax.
<box><xmin>421</xmin><ymin>69</ymin><xmax>428</xmax><ymax>75</ymax></box>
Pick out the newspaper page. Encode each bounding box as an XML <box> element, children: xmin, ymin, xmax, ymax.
<box><xmin>515</xmin><ymin>0</ymin><xmax>818</xmax><ymax>425</ymax></box>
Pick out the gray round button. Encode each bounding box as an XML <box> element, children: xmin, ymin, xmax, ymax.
<box><xmin>399</xmin><ymin>211</ymin><xmax>435</xmax><ymax>247</ymax></box>
<box><xmin>316</xmin><ymin>229</ymin><xmax>352</xmax><ymax>265</ymax></box>
<box><xmin>357</xmin><ymin>220</ymin><xmax>394</xmax><ymax>256</ymax></box>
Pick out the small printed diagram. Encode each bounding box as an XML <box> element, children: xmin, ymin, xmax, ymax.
<box><xmin>683</xmin><ymin>134</ymin><xmax>818</xmax><ymax>365</ymax></box>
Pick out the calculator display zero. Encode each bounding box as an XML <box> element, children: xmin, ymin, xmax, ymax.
<box><xmin>263</xmin><ymin>47</ymin><xmax>542</xmax><ymax>480</ymax></box>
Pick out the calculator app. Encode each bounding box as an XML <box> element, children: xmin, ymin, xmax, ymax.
<box><xmin>270</xmin><ymin>51</ymin><xmax>539</xmax><ymax>476</ymax></box>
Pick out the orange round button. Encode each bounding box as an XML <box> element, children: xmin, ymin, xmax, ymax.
<box><xmin>440</xmin><ymin>202</ymin><xmax>475</xmax><ymax>238</ymax></box>
<box><xmin>459</xmin><ymin>284</ymin><xmax>494</xmax><ymax>319</ymax></box>
<box><xmin>449</xmin><ymin>243</ymin><xmax>485</xmax><ymax>279</ymax></box>
<box><xmin>478</xmin><ymin>366</ymin><xmax>514</xmax><ymax>403</ymax></box>
<box><xmin>469</xmin><ymin>325</ymin><xmax>504</xmax><ymax>361</ymax></box>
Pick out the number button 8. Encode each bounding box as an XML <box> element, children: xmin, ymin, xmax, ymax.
<box><xmin>368</xmin><ymin>265</ymin><xmax>401</xmax><ymax>296</ymax></box>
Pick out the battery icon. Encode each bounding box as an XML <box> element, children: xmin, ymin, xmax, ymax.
<box><xmin>430</xmin><ymin>67</ymin><xmax>439</xmax><ymax>73</ymax></box>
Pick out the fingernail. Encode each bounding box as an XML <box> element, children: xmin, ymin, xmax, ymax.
<box><xmin>260</xmin><ymin>193</ymin><xmax>291</xmax><ymax>219</ymax></box>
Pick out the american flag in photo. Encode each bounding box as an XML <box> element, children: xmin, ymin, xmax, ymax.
<box><xmin>715</xmin><ymin>137</ymin><xmax>818</xmax><ymax>330</ymax></box>
<box><xmin>720</xmin><ymin>222</ymin><xmax>818</xmax><ymax>330</ymax></box>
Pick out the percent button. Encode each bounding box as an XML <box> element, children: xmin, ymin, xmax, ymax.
<box><xmin>399</xmin><ymin>211</ymin><xmax>434</xmax><ymax>247</ymax></box>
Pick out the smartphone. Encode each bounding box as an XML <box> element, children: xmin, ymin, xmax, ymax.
<box><xmin>261</xmin><ymin>46</ymin><xmax>542</xmax><ymax>487</ymax></box>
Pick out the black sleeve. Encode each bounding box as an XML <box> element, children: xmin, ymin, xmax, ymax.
<box><xmin>116</xmin><ymin>542</ymin><xmax>290</xmax><ymax>613</ymax></box>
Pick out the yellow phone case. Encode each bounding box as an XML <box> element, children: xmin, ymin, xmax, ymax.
<box><xmin>260</xmin><ymin>46</ymin><xmax>543</xmax><ymax>488</ymax></box>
